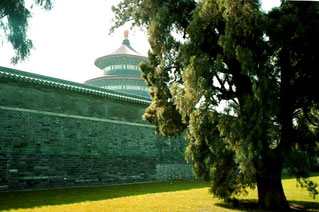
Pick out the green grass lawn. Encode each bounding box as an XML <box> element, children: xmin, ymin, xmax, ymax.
<box><xmin>0</xmin><ymin>174</ymin><xmax>318</xmax><ymax>212</ymax></box>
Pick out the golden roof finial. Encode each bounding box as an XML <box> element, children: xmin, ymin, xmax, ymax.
<box><xmin>124</xmin><ymin>30</ymin><xmax>129</xmax><ymax>39</ymax></box>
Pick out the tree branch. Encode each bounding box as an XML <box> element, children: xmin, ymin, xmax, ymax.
<box><xmin>303</xmin><ymin>108</ymin><xmax>319</xmax><ymax>127</ymax></box>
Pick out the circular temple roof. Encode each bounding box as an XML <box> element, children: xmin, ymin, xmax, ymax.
<box><xmin>86</xmin><ymin>31</ymin><xmax>150</xmax><ymax>99</ymax></box>
<box><xmin>95</xmin><ymin>31</ymin><xmax>147</xmax><ymax>70</ymax></box>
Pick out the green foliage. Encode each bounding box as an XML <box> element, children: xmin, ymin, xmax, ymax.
<box><xmin>185</xmin><ymin>109</ymin><xmax>247</xmax><ymax>200</ymax></box>
<box><xmin>112</xmin><ymin>0</ymin><xmax>319</xmax><ymax>208</ymax></box>
<box><xmin>297</xmin><ymin>178</ymin><xmax>319</xmax><ymax>200</ymax></box>
<box><xmin>0</xmin><ymin>0</ymin><xmax>52</xmax><ymax>63</ymax></box>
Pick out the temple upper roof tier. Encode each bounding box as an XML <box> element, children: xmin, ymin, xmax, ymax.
<box><xmin>85</xmin><ymin>30</ymin><xmax>149</xmax><ymax>98</ymax></box>
<box><xmin>94</xmin><ymin>31</ymin><xmax>147</xmax><ymax>71</ymax></box>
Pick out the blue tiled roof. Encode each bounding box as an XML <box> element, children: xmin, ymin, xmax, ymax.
<box><xmin>0</xmin><ymin>66</ymin><xmax>151</xmax><ymax>105</ymax></box>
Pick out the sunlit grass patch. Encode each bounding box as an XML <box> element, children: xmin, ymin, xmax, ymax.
<box><xmin>0</xmin><ymin>180</ymin><xmax>211</xmax><ymax>211</ymax></box>
<box><xmin>0</xmin><ymin>188</ymin><xmax>231</xmax><ymax>212</ymax></box>
<box><xmin>0</xmin><ymin>174</ymin><xmax>318</xmax><ymax>212</ymax></box>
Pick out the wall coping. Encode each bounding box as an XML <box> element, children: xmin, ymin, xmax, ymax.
<box><xmin>0</xmin><ymin>66</ymin><xmax>151</xmax><ymax>105</ymax></box>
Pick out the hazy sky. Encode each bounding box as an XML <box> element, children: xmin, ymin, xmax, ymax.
<box><xmin>0</xmin><ymin>0</ymin><xmax>281</xmax><ymax>83</ymax></box>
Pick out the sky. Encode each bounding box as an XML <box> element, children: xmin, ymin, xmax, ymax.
<box><xmin>0</xmin><ymin>0</ymin><xmax>281</xmax><ymax>83</ymax></box>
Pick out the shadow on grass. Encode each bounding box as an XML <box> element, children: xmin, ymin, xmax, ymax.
<box><xmin>215</xmin><ymin>199</ymin><xmax>319</xmax><ymax>212</ymax></box>
<box><xmin>0</xmin><ymin>180</ymin><xmax>210</xmax><ymax>211</ymax></box>
<box><xmin>289</xmin><ymin>200</ymin><xmax>319</xmax><ymax>212</ymax></box>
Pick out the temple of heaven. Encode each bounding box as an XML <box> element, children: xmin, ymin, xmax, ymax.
<box><xmin>85</xmin><ymin>30</ymin><xmax>149</xmax><ymax>98</ymax></box>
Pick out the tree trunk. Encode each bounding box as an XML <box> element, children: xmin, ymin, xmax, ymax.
<box><xmin>256</xmin><ymin>156</ymin><xmax>290</xmax><ymax>210</ymax></box>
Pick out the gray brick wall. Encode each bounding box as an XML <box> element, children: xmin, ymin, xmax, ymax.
<box><xmin>0</xmin><ymin>77</ymin><xmax>193</xmax><ymax>191</ymax></box>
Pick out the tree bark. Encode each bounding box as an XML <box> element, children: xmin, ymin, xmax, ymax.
<box><xmin>256</xmin><ymin>154</ymin><xmax>290</xmax><ymax>210</ymax></box>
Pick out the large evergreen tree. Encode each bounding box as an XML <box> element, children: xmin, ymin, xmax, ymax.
<box><xmin>0</xmin><ymin>0</ymin><xmax>52</xmax><ymax>63</ymax></box>
<box><xmin>112</xmin><ymin>0</ymin><xmax>319</xmax><ymax>209</ymax></box>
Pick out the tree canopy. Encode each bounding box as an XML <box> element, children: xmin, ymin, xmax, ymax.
<box><xmin>0</xmin><ymin>0</ymin><xmax>52</xmax><ymax>63</ymax></box>
<box><xmin>112</xmin><ymin>0</ymin><xmax>319</xmax><ymax>209</ymax></box>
